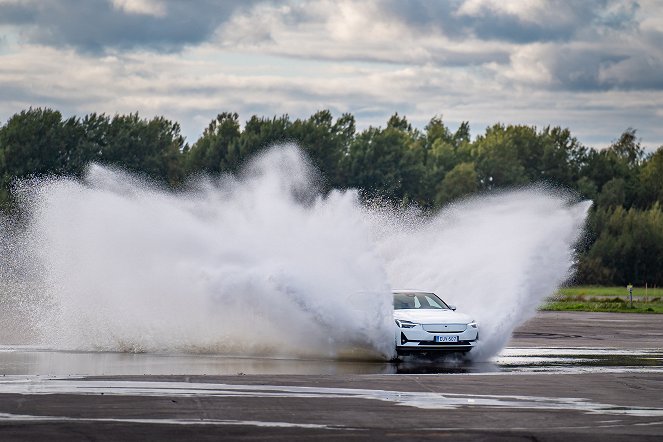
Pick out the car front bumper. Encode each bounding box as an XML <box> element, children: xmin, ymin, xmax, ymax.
<box><xmin>395</xmin><ymin>327</ymin><xmax>479</xmax><ymax>353</ymax></box>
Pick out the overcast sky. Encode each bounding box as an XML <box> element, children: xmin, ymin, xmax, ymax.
<box><xmin>1</xmin><ymin>0</ymin><xmax>662</xmax><ymax>149</ymax></box>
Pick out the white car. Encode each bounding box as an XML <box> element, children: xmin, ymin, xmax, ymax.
<box><xmin>393</xmin><ymin>290</ymin><xmax>479</xmax><ymax>355</ymax></box>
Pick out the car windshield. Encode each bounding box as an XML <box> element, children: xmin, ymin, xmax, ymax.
<box><xmin>393</xmin><ymin>292</ymin><xmax>451</xmax><ymax>310</ymax></box>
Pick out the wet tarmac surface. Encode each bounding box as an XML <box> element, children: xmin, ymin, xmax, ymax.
<box><xmin>4</xmin><ymin>345</ymin><xmax>661</xmax><ymax>375</ymax></box>
<box><xmin>0</xmin><ymin>311</ymin><xmax>661</xmax><ymax>440</ymax></box>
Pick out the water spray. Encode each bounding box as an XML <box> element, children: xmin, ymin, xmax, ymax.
<box><xmin>0</xmin><ymin>145</ymin><xmax>589</xmax><ymax>361</ymax></box>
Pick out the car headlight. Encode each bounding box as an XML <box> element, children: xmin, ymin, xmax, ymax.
<box><xmin>395</xmin><ymin>319</ymin><xmax>417</xmax><ymax>328</ymax></box>
<box><xmin>469</xmin><ymin>321</ymin><xmax>478</xmax><ymax>328</ymax></box>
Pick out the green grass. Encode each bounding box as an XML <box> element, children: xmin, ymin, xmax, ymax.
<box><xmin>541</xmin><ymin>285</ymin><xmax>663</xmax><ymax>313</ymax></box>
<box><xmin>558</xmin><ymin>285</ymin><xmax>663</xmax><ymax>298</ymax></box>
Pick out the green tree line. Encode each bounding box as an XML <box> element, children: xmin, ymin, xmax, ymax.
<box><xmin>1</xmin><ymin>108</ymin><xmax>662</xmax><ymax>286</ymax></box>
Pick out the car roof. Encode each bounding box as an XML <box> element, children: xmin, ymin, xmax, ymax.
<box><xmin>392</xmin><ymin>289</ymin><xmax>435</xmax><ymax>294</ymax></box>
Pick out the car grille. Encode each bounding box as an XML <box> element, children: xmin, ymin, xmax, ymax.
<box><xmin>417</xmin><ymin>340</ymin><xmax>473</xmax><ymax>346</ymax></box>
<box><xmin>422</xmin><ymin>323</ymin><xmax>467</xmax><ymax>333</ymax></box>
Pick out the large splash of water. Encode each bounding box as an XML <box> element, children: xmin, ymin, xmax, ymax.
<box><xmin>369</xmin><ymin>191</ymin><xmax>591</xmax><ymax>358</ymax></box>
<box><xmin>0</xmin><ymin>145</ymin><xmax>589</xmax><ymax>360</ymax></box>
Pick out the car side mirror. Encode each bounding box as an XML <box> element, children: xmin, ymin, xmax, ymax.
<box><xmin>448</xmin><ymin>304</ymin><xmax>457</xmax><ymax>311</ymax></box>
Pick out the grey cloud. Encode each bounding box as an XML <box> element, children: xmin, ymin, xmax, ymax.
<box><xmin>0</xmin><ymin>76</ymin><xmax>103</xmax><ymax>108</ymax></box>
<box><xmin>0</xmin><ymin>2</ymin><xmax>38</xmax><ymax>25</ymax></box>
<box><xmin>593</xmin><ymin>1</ymin><xmax>640</xmax><ymax>29</ymax></box>
<box><xmin>378</xmin><ymin>1</ymin><xmax>463</xmax><ymax>35</ymax></box>
<box><xmin>2</xmin><ymin>0</ymin><xmax>662</xmax><ymax>96</ymax></box>
<box><xmin>598</xmin><ymin>55</ymin><xmax>663</xmax><ymax>90</ymax></box>
<box><xmin>428</xmin><ymin>51</ymin><xmax>510</xmax><ymax>66</ymax></box>
<box><xmin>536</xmin><ymin>43</ymin><xmax>663</xmax><ymax>92</ymax></box>
<box><xmin>382</xmin><ymin>0</ymin><xmax>631</xmax><ymax>44</ymax></box>
<box><xmin>469</xmin><ymin>14</ymin><xmax>579</xmax><ymax>44</ymax></box>
<box><xmin>0</xmin><ymin>0</ymin><xmax>257</xmax><ymax>53</ymax></box>
<box><xmin>546</xmin><ymin>50</ymin><xmax>628</xmax><ymax>91</ymax></box>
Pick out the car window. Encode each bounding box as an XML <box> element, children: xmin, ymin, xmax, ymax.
<box><xmin>393</xmin><ymin>293</ymin><xmax>415</xmax><ymax>309</ymax></box>
<box><xmin>425</xmin><ymin>295</ymin><xmax>443</xmax><ymax>308</ymax></box>
<box><xmin>393</xmin><ymin>292</ymin><xmax>450</xmax><ymax>310</ymax></box>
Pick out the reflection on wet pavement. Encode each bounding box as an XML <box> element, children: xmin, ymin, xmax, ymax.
<box><xmin>497</xmin><ymin>347</ymin><xmax>663</xmax><ymax>373</ymax></box>
<box><xmin>0</xmin><ymin>345</ymin><xmax>661</xmax><ymax>376</ymax></box>
<box><xmin>2</xmin><ymin>377</ymin><xmax>663</xmax><ymax>419</ymax></box>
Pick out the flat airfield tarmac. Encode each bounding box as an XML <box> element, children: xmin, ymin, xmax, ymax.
<box><xmin>0</xmin><ymin>311</ymin><xmax>662</xmax><ymax>441</ymax></box>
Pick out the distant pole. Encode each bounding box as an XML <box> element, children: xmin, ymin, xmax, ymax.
<box><xmin>627</xmin><ymin>284</ymin><xmax>633</xmax><ymax>308</ymax></box>
<box><xmin>645</xmin><ymin>282</ymin><xmax>648</xmax><ymax>303</ymax></box>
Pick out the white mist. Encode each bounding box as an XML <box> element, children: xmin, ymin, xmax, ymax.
<box><xmin>0</xmin><ymin>145</ymin><xmax>589</xmax><ymax>361</ymax></box>
<box><xmin>371</xmin><ymin>190</ymin><xmax>591</xmax><ymax>358</ymax></box>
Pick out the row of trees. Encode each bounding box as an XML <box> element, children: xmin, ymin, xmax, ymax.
<box><xmin>1</xmin><ymin>108</ymin><xmax>662</xmax><ymax>285</ymax></box>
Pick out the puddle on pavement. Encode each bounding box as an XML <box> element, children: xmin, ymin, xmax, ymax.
<box><xmin>0</xmin><ymin>345</ymin><xmax>661</xmax><ymax>376</ymax></box>
<box><xmin>497</xmin><ymin>347</ymin><xmax>663</xmax><ymax>372</ymax></box>
<box><xmin>2</xmin><ymin>378</ymin><xmax>663</xmax><ymax>420</ymax></box>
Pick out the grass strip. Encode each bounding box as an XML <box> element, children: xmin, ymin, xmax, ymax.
<box><xmin>541</xmin><ymin>286</ymin><xmax>663</xmax><ymax>313</ymax></box>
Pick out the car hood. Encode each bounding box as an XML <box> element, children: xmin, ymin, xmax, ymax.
<box><xmin>393</xmin><ymin>308</ymin><xmax>474</xmax><ymax>324</ymax></box>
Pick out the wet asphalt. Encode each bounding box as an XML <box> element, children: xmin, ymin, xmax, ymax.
<box><xmin>0</xmin><ymin>311</ymin><xmax>661</xmax><ymax>441</ymax></box>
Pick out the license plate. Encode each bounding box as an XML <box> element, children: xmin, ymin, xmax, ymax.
<box><xmin>435</xmin><ymin>335</ymin><xmax>458</xmax><ymax>343</ymax></box>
